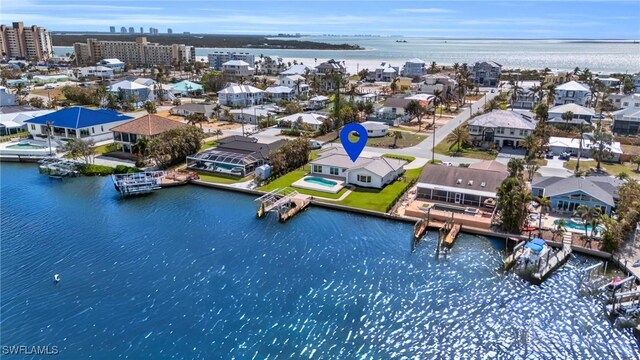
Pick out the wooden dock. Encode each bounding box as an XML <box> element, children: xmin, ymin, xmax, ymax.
<box><xmin>531</xmin><ymin>234</ymin><xmax>573</xmax><ymax>283</ymax></box>
<box><xmin>503</xmin><ymin>238</ymin><xmax>526</xmax><ymax>270</ymax></box>
<box><xmin>443</xmin><ymin>224</ymin><xmax>461</xmax><ymax>248</ymax></box>
<box><xmin>412</xmin><ymin>209</ymin><xmax>430</xmax><ymax>251</ymax></box>
<box><xmin>255</xmin><ymin>188</ymin><xmax>311</xmax><ymax>223</ymax></box>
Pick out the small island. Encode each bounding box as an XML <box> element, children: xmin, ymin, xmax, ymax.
<box><xmin>51</xmin><ymin>33</ymin><xmax>364</xmax><ymax>50</ymax></box>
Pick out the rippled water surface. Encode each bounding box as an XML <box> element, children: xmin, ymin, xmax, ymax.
<box><xmin>1</xmin><ymin>163</ymin><xmax>638</xmax><ymax>359</ymax></box>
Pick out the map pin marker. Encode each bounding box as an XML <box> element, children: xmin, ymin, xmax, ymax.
<box><xmin>340</xmin><ymin>123</ymin><xmax>368</xmax><ymax>162</ymax></box>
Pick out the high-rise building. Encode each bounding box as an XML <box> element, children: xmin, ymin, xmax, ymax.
<box><xmin>0</xmin><ymin>22</ymin><xmax>53</xmax><ymax>61</ymax></box>
<box><xmin>140</xmin><ymin>27</ymin><xmax>144</xmax><ymax>34</ymax></box>
<box><xmin>128</xmin><ymin>27</ymin><xmax>135</xmax><ymax>34</ymax></box>
<box><xmin>73</xmin><ymin>37</ymin><xmax>195</xmax><ymax>66</ymax></box>
<box><xmin>120</xmin><ymin>27</ymin><xmax>127</xmax><ymax>33</ymax></box>
<box><xmin>109</xmin><ymin>26</ymin><xmax>116</xmax><ymax>33</ymax></box>
<box><xmin>167</xmin><ymin>28</ymin><xmax>173</xmax><ymax>34</ymax></box>
<box><xmin>207</xmin><ymin>52</ymin><xmax>256</xmax><ymax>71</ymax></box>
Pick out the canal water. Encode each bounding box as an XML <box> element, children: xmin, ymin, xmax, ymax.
<box><xmin>1</xmin><ymin>163</ymin><xmax>638</xmax><ymax>359</ymax></box>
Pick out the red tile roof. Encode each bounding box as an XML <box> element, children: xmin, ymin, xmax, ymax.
<box><xmin>111</xmin><ymin>114</ymin><xmax>186</xmax><ymax>136</ymax></box>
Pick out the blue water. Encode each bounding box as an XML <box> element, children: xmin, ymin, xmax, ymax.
<box><xmin>1</xmin><ymin>163</ymin><xmax>639</xmax><ymax>359</ymax></box>
<box><xmin>304</xmin><ymin>176</ymin><xmax>338</xmax><ymax>187</ymax></box>
<box><xmin>554</xmin><ymin>219</ymin><xmax>605</xmax><ymax>234</ymax></box>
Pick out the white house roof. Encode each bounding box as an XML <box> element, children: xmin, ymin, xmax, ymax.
<box><xmin>549</xmin><ymin>103</ymin><xmax>595</xmax><ymax>116</ymax></box>
<box><xmin>406</xmin><ymin>94</ymin><xmax>435</xmax><ymax>102</ymax></box>
<box><xmin>383</xmin><ymin>67</ymin><xmax>398</xmax><ymax>73</ymax></box>
<box><xmin>312</xmin><ymin>149</ymin><xmax>406</xmax><ymax>177</ymax></box>
<box><xmin>309</xmin><ymin>95</ymin><xmax>329</xmax><ymax>102</ymax></box>
<box><xmin>229</xmin><ymin>107</ymin><xmax>272</xmax><ymax>117</ymax></box>
<box><xmin>556</xmin><ymin>81</ymin><xmax>590</xmax><ymax>92</ymax></box>
<box><xmin>280</xmin><ymin>64</ymin><xmax>313</xmax><ymax>76</ymax></box>
<box><xmin>101</xmin><ymin>58</ymin><xmax>124</xmax><ymax>64</ymax></box>
<box><xmin>109</xmin><ymin>80</ymin><xmax>148</xmax><ymax>91</ymax></box>
<box><xmin>282</xmin><ymin>74</ymin><xmax>305</xmax><ymax>82</ymax></box>
<box><xmin>613</xmin><ymin>107</ymin><xmax>640</xmax><ymax>120</ymax></box>
<box><xmin>134</xmin><ymin>78</ymin><xmax>156</xmax><ymax>86</ymax></box>
<box><xmin>80</xmin><ymin>66</ymin><xmax>112</xmax><ymax>72</ymax></box>
<box><xmin>406</xmin><ymin>58</ymin><xmax>425</xmax><ymax>64</ymax></box>
<box><xmin>223</xmin><ymin>60</ymin><xmax>250</xmax><ymax>66</ymax></box>
<box><xmin>468</xmin><ymin>110</ymin><xmax>536</xmax><ymax>130</ymax></box>
<box><xmin>265</xmin><ymin>86</ymin><xmax>294</xmax><ymax>94</ymax></box>
<box><xmin>279</xmin><ymin>112</ymin><xmax>327</xmax><ymax>126</ymax></box>
<box><xmin>548</xmin><ymin>136</ymin><xmax>623</xmax><ymax>155</ymax></box>
<box><xmin>218</xmin><ymin>85</ymin><xmax>264</xmax><ymax>95</ymax></box>
<box><xmin>361</xmin><ymin>121</ymin><xmax>389</xmax><ymax>131</ymax></box>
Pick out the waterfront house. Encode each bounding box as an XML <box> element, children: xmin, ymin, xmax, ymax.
<box><xmin>554</xmin><ymin>81</ymin><xmax>591</xmax><ymax>106</ymax></box>
<box><xmin>222</xmin><ymin>60</ymin><xmax>254</xmax><ymax>79</ymax></box>
<box><xmin>416</xmin><ymin>75</ymin><xmax>456</xmax><ymax>96</ymax></box>
<box><xmin>96</xmin><ymin>58</ymin><xmax>125</xmax><ymax>72</ymax></box>
<box><xmin>0</xmin><ymin>87</ymin><xmax>16</xmax><ymax>107</ymax></box>
<box><xmin>25</xmin><ymin>106</ymin><xmax>132</xmax><ymax>142</ymax></box>
<box><xmin>395</xmin><ymin>77</ymin><xmax>413</xmax><ymax>91</ymax></box>
<box><xmin>170</xmin><ymin>80</ymin><xmax>204</xmax><ymax>97</ymax></box>
<box><xmin>264</xmin><ymin>86</ymin><xmax>296</xmax><ymax>102</ymax></box>
<box><xmin>611</xmin><ymin>107</ymin><xmax>640</xmax><ymax>135</ymax></box>
<box><xmin>547</xmin><ymin>136</ymin><xmax>622</xmax><ymax>162</ymax></box>
<box><xmin>530</xmin><ymin>176</ymin><xmax>624</xmax><ymax>215</ymax></box>
<box><xmin>0</xmin><ymin>107</ymin><xmax>53</xmax><ymax>136</ymax></box>
<box><xmin>470</xmin><ymin>61</ymin><xmax>502</xmax><ymax>87</ymax></box>
<box><xmin>361</xmin><ymin>121</ymin><xmax>389</xmax><ymax>137</ymax></box>
<box><xmin>309</xmin><ymin>148</ymin><xmax>406</xmax><ymax>189</ymax></box>
<box><xmin>170</xmin><ymin>103</ymin><xmax>216</xmax><ymax>118</ymax></box>
<box><xmin>618</xmin><ymin>93</ymin><xmax>640</xmax><ymax>109</ymax></box>
<box><xmin>278</xmin><ymin>112</ymin><xmax>327</xmax><ymax>131</ymax></box>
<box><xmin>111</xmin><ymin>114</ymin><xmax>186</xmax><ymax>153</ymax></box>
<box><xmin>217</xmin><ymin>85</ymin><xmax>265</xmax><ymax>107</ymax></box>
<box><xmin>548</xmin><ymin>103</ymin><xmax>596</xmax><ymax>127</ymax></box>
<box><xmin>468</xmin><ymin>110</ymin><xmax>536</xmax><ymax>148</ymax></box>
<box><xmin>416</xmin><ymin>162</ymin><xmax>509</xmax><ymax>208</ymax></box>
<box><xmin>133</xmin><ymin>78</ymin><xmax>157</xmax><ymax>87</ymax></box>
<box><xmin>608</xmin><ymin>93</ymin><xmax>628</xmax><ymax>110</ymax></box>
<box><xmin>258</xmin><ymin>56</ymin><xmax>284</xmax><ymax>75</ymax></box>
<box><xmin>544</xmin><ymin>71</ymin><xmax>578</xmax><ymax>86</ymax></box>
<box><xmin>186</xmin><ymin>136</ymin><xmax>286</xmax><ymax>177</ymax></box>
<box><xmin>596</xmin><ymin>77</ymin><xmax>621</xmax><ymax>90</ymax></box>
<box><xmin>77</xmin><ymin>66</ymin><xmax>114</xmax><ymax>78</ymax></box>
<box><xmin>635</xmin><ymin>75</ymin><xmax>640</xmax><ymax>93</ymax></box>
<box><xmin>109</xmin><ymin>80</ymin><xmax>150</xmax><ymax>103</ymax></box>
<box><xmin>401</xmin><ymin>58</ymin><xmax>426</xmax><ymax>78</ymax></box>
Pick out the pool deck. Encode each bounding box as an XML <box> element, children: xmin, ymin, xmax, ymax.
<box><xmin>291</xmin><ymin>176</ymin><xmax>345</xmax><ymax>194</ymax></box>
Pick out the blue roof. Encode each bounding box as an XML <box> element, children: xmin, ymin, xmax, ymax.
<box><xmin>24</xmin><ymin>107</ymin><xmax>132</xmax><ymax>129</ymax></box>
<box><xmin>171</xmin><ymin>80</ymin><xmax>203</xmax><ymax>92</ymax></box>
<box><xmin>525</xmin><ymin>238</ymin><xmax>546</xmax><ymax>253</ymax></box>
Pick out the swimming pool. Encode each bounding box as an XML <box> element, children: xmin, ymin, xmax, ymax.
<box><xmin>554</xmin><ymin>219</ymin><xmax>605</xmax><ymax>234</ymax></box>
<box><xmin>6</xmin><ymin>142</ymin><xmax>46</xmax><ymax>149</ymax></box>
<box><xmin>303</xmin><ymin>176</ymin><xmax>338</xmax><ymax>187</ymax></box>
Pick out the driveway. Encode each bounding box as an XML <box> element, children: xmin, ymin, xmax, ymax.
<box><xmin>538</xmin><ymin>156</ymin><xmax>573</xmax><ymax>177</ymax></box>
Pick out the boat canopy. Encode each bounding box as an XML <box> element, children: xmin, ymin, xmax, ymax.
<box><xmin>525</xmin><ymin>238</ymin><xmax>546</xmax><ymax>253</ymax></box>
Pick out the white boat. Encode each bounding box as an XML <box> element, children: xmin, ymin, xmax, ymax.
<box><xmin>516</xmin><ymin>238</ymin><xmax>551</xmax><ymax>275</ymax></box>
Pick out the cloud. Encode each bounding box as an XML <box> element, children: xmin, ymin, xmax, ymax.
<box><xmin>395</xmin><ymin>8</ymin><xmax>456</xmax><ymax>14</ymax></box>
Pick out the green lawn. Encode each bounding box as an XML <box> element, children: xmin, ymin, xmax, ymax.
<box><xmin>258</xmin><ymin>168</ymin><xmax>348</xmax><ymax>199</ymax></box>
<box><xmin>433</xmin><ymin>141</ymin><xmax>497</xmax><ymax>160</ymax></box>
<box><xmin>382</xmin><ymin>154</ymin><xmax>416</xmax><ymax>162</ymax></box>
<box><xmin>93</xmin><ymin>143</ymin><xmax>116</xmax><ymax>155</ymax></box>
<box><xmin>336</xmin><ymin>167</ymin><xmax>423</xmax><ymax>212</ymax></box>
<box><xmin>199</xmin><ymin>140</ymin><xmax>217</xmax><ymax>152</ymax></box>
<box><xmin>335</xmin><ymin>132</ymin><xmax>426</xmax><ymax>149</ymax></box>
<box><xmin>563</xmin><ymin>159</ymin><xmax>640</xmax><ymax>179</ymax></box>
<box><xmin>198</xmin><ymin>173</ymin><xmax>252</xmax><ymax>184</ymax></box>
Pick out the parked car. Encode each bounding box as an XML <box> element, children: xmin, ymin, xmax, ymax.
<box><xmin>559</xmin><ymin>152</ymin><xmax>571</xmax><ymax>160</ymax></box>
<box><xmin>309</xmin><ymin>140</ymin><xmax>322</xmax><ymax>150</ymax></box>
<box><xmin>546</xmin><ymin>151</ymin><xmax>554</xmax><ymax>159</ymax></box>
<box><xmin>44</xmin><ymin>84</ymin><xmax>56</xmax><ymax>89</ymax></box>
<box><xmin>441</xmin><ymin>161</ymin><xmax>453</xmax><ymax>166</ymax></box>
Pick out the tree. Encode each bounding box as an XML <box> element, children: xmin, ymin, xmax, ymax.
<box><xmin>147</xmin><ymin>126</ymin><xmax>205</xmax><ymax>168</ymax></box>
<box><xmin>591</xmin><ymin>125</ymin><xmax>614</xmax><ymax>171</ymax></box>
<box><xmin>28</xmin><ymin>97</ymin><xmax>46</xmax><ymax>108</ymax></box>
<box><xmin>132</xmin><ymin>137</ymin><xmax>150</xmax><ymax>158</ymax></box>
<box><xmin>546</xmin><ymin>83</ymin><xmax>556</xmax><ymax>105</ymax></box>
<box><xmin>633</xmin><ymin>155</ymin><xmax>640</xmax><ymax>172</ymax></box>
<box><xmin>551</xmin><ymin>219</ymin><xmax>566</xmax><ymax>242</ymax></box>
<box><xmin>268</xmin><ymin>138</ymin><xmax>311</xmax><ymax>178</ymax></box>
<box><xmin>186</xmin><ymin>112</ymin><xmax>208</xmax><ymax>128</ymax></box>
<box><xmin>445</xmin><ymin>125</ymin><xmax>471</xmax><ymax>153</ymax></box>
<box><xmin>574</xmin><ymin>205</ymin><xmax>601</xmax><ymax>247</ymax></box>
<box><xmin>509</xmin><ymin>81</ymin><xmax>523</xmax><ymax>110</ymax></box>
<box><xmin>213</xmin><ymin>129</ymin><xmax>223</xmax><ymax>139</ymax></box>
<box><xmin>284</xmin><ymin>102</ymin><xmax>303</xmax><ymax>115</ymax></box>
<box><xmin>574</xmin><ymin>124</ymin><xmax>592</xmax><ymax>173</ymax></box>
<box><xmin>430</xmin><ymin>89</ymin><xmax>447</xmax><ymax>163</ymax></box>
<box><xmin>404</xmin><ymin>100</ymin><xmax>427</xmax><ymax>131</ymax></box>
<box><xmin>392</xmin><ymin>130</ymin><xmax>403</xmax><ymax>148</ymax></box>
<box><xmin>507</xmin><ymin>158</ymin><xmax>525</xmax><ymax>178</ymax></box>
<box><xmin>483</xmin><ymin>98</ymin><xmax>501</xmax><ymax>113</ymax></box>
<box><xmin>561</xmin><ymin>111</ymin><xmax>574</xmax><ymax>129</ymax></box>
<box><xmin>536</xmin><ymin>196</ymin><xmax>551</xmax><ymax>236</ymax></box>
<box><xmin>143</xmin><ymin>101</ymin><xmax>157</xmax><ymax>114</ymax></box>
<box><xmin>63</xmin><ymin>138</ymin><xmax>96</xmax><ymax>164</ymax></box>
<box><xmin>496</xmin><ymin>176</ymin><xmax>531</xmax><ymax>233</ymax></box>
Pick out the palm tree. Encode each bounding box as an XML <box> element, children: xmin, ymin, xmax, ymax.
<box><xmin>633</xmin><ymin>155</ymin><xmax>640</xmax><ymax>172</ymax></box>
<box><xmin>529</xmin><ymin>84</ymin><xmax>543</xmax><ymax>105</ymax></box>
<box><xmin>483</xmin><ymin>98</ymin><xmax>501</xmax><ymax>113</ymax></box>
<box><xmin>507</xmin><ymin>158</ymin><xmax>526</xmax><ymax>178</ymax></box>
<box><xmin>574</xmin><ymin>124</ymin><xmax>591</xmax><ymax>173</ymax></box>
<box><xmin>546</xmin><ymin>84</ymin><xmax>556</xmax><ymax>105</ymax></box>
<box><xmin>404</xmin><ymin>100</ymin><xmax>427</xmax><ymax>131</ymax></box>
<box><xmin>186</xmin><ymin>112</ymin><xmax>207</xmax><ymax>128</ymax></box>
<box><xmin>509</xmin><ymin>81</ymin><xmax>523</xmax><ymax>110</ymax></box>
<box><xmin>213</xmin><ymin>129</ymin><xmax>223</xmax><ymax>140</ymax></box>
<box><xmin>392</xmin><ymin>130</ymin><xmax>403</xmax><ymax>148</ymax></box>
<box><xmin>561</xmin><ymin>111</ymin><xmax>574</xmax><ymax>129</ymax></box>
<box><xmin>536</xmin><ymin>196</ymin><xmax>551</xmax><ymax>236</ymax></box>
<box><xmin>445</xmin><ymin>125</ymin><xmax>471</xmax><ymax>153</ymax></box>
<box><xmin>552</xmin><ymin>219</ymin><xmax>566</xmax><ymax>241</ymax></box>
<box><xmin>429</xmin><ymin>61</ymin><xmax>438</xmax><ymax>73</ymax></box>
<box><xmin>430</xmin><ymin>89</ymin><xmax>447</xmax><ymax>163</ymax></box>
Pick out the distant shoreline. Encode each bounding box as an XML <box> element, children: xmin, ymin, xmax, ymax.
<box><xmin>51</xmin><ymin>33</ymin><xmax>364</xmax><ymax>51</ymax></box>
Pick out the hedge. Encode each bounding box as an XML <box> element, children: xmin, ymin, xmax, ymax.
<box><xmin>77</xmin><ymin>164</ymin><xmax>138</xmax><ymax>176</ymax></box>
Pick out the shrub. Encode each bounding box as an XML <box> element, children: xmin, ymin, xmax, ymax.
<box><xmin>280</xmin><ymin>129</ymin><xmax>301</xmax><ymax>136</ymax></box>
<box><xmin>77</xmin><ymin>164</ymin><xmax>114</xmax><ymax>176</ymax></box>
<box><xmin>114</xmin><ymin>165</ymin><xmax>139</xmax><ymax>174</ymax></box>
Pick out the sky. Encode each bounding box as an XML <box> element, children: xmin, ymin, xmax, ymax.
<box><xmin>2</xmin><ymin>0</ymin><xmax>640</xmax><ymax>39</ymax></box>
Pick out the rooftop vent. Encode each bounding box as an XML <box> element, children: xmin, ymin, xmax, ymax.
<box><xmin>480</xmin><ymin>181</ymin><xmax>486</xmax><ymax>188</ymax></box>
<box><xmin>468</xmin><ymin>180</ymin><xmax>474</xmax><ymax>186</ymax></box>
<box><xmin>457</xmin><ymin>178</ymin><xmax>462</xmax><ymax>184</ymax></box>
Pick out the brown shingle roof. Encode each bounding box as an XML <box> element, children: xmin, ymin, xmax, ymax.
<box><xmin>111</xmin><ymin>114</ymin><xmax>186</xmax><ymax>136</ymax></box>
<box><xmin>418</xmin><ymin>164</ymin><xmax>508</xmax><ymax>193</ymax></box>
<box><xmin>468</xmin><ymin>160</ymin><xmax>508</xmax><ymax>173</ymax></box>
